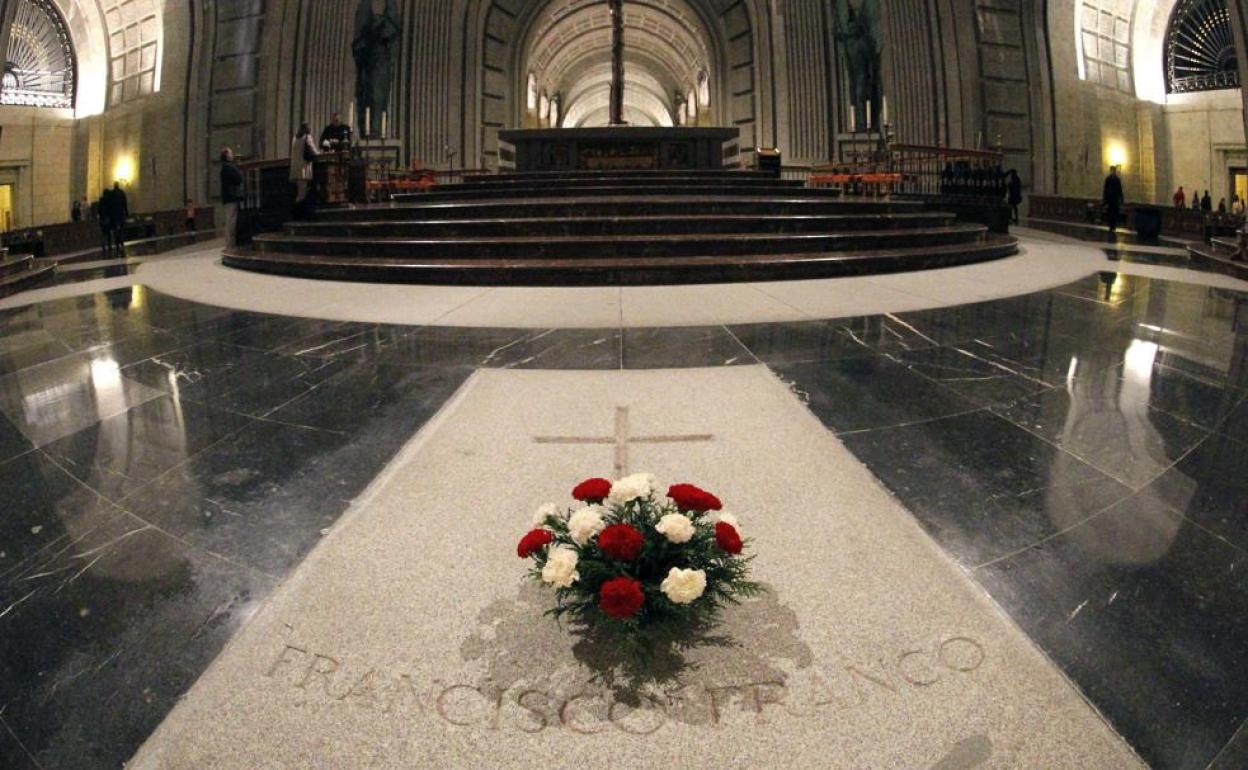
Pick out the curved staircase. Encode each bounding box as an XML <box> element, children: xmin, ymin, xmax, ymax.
<box><xmin>224</xmin><ymin>170</ymin><xmax>1018</xmax><ymax>285</ymax></box>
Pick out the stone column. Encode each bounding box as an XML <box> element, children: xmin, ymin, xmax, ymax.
<box><xmin>609</xmin><ymin>0</ymin><xmax>625</xmax><ymax>125</ymax></box>
<box><xmin>1229</xmin><ymin>0</ymin><xmax>1248</xmax><ymax>139</ymax></box>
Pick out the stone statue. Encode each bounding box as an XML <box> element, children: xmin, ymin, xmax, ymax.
<box><xmin>834</xmin><ymin>0</ymin><xmax>882</xmax><ymax>131</ymax></box>
<box><xmin>353</xmin><ymin>0</ymin><xmax>401</xmax><ymax>137</ymax></box>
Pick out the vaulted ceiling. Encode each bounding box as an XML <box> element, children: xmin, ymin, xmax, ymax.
<box><xmin>520</xmin><ymin>0</ymin><xmax>713</xmax><ymax>126</ymax></box>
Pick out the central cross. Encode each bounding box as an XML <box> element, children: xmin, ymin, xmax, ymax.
<box><xmin>534</xmin><ymin>406</ymin><xmax>713</xmax><ymax>477</ymax></box>
<box><xmin>609</xmin><ymin>0</ymin><xmax>625</xmax><ymax>125</ymax></box>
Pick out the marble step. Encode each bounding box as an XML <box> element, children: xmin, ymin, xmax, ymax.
<box><xmin>0</xmin><ymin>252</ymin><xmax>34</xmax><ymax>277</ymax></box>
<box><xmin>226</xmin><ymin>235</ymin><xmax>1018</xmax><ymax>286</ymax></box>
<box><xmin>286</xmin><ymin>212</ymin><xmax>958</xmax><ymax>239</ymax></box>
<box><xmin>0</xmin><ymin>261</ymin><xmax>55</xmax><ymax>298</ymax></box>
<box><xmin>317</xmin><ymin>196</ymin><xmax>922</xmax><ymax>222</ymax></box>
<box><xmin>252</xmin><ymin>224</ymin><xmax>988</xmax><ymax>260</ymax></box>
<box><xmin>439</xmin><ymin>175</ymin><xmax>804</xmax><ymax>191</ymax></box>
<box><xmin>1210</xmin><ymin>237</ymin><xmax>1239</xmax><ymax>254</ymax></box>
<box><xmin>393</xmin><ymin>183</ymin><xmax>839</xmax><ymax>203</ymax></box>
<box><xmin>465</xmin><ymin>169</ymin><xmax>779</xmax><ymax>182</ymax></box>
<box><xmin>1188</xmin><ymin>241</ymin><xmax>1247</xmax><ymax>281</ymax></box>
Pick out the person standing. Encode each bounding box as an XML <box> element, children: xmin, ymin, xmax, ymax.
<box><xmin>108</xmin><ymin>182</ymin><xmax>129</xmax><ymax>257</ymax></box>
<box><xmin>184</xmin><ymin>199</ymin><xmax>197</xmax><ymax>232</ymax></box>
<box><xmin>1006</xmin><ymin>170</ymin><xmax>1023</xmax><ymax>225</ymax></box>
<box><xmin>1233</xmin><ymin>195</ymin><xmax>1245</xmax><ymax>217</ymax></box>
<box><xmin>1173</xmin><ymin>186</ymin><xmax>1186</xmax><ymax>209</ymax></box>
<box><xmin>1201</xmin><ymin>190</ymin><xmax>1213</xmax><ymax>212</ymax></box>
<box><xmin>290</xmin><ymin>123</ymin><xmax>318</xmax><ymax>218</ymax></box>
<box><xmin>97</xmin><ymin>187</ymin><xmax>114</xmax><ymax>256</ymax></box>
<box><xmin>1218</xmin><ymin>198</ymin><xmax>1228</xmax><ymax>215</ymax></box>
<box><xmin>71</xmin><ymin>199</ymin><xmax>82</xmax><ymax>222</ymax></box>
<box><xmin>1102</xmin><ymin>166</ymin><xmax>1125</xmax><ymax>239</ymax></box>
<box><xmin>220</xmin><ymin>147</ymin><xmax>245</xmax><ymax>247</ymax></box>
<box><xmin>319</xmin><ymin>113</ymin><xmax>351</xmax><ymax>148</ymax></box>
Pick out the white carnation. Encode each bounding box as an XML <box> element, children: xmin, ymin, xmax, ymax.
<box><xmin>567</xmin><ymin>505</ymin><xmax>606</xmax><ymax>545</ymax></box>
<box><xmin>608</xmin><ymin>473</ymin><xmax>657</xmax><ymax>505</ymax></box>
<box><xmin>531</xmin><ymin>503</ymin><xmax>561</xmax><ymax>528</ymax></box>
<box><xmin>660</xmin><ymin>567</ymin><xmax>707</xmax><ymax>605</ymax></box>
<box><xmin>541</xmin><ymin>547</ymin><xmax>580</xmax><ymax>588</ymax></box>
<box><xmin>655</xmin><ymin>513</ymin><xmax>695</xmax><ymax>544</ymax></box>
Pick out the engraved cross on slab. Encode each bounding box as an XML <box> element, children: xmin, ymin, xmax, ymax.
<box><xmin>533</xmin><ymin>406</ymin><xmax>713</xmax><ymax>477</ymax></box>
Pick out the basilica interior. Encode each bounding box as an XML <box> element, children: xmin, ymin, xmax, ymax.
<box><xmin>0</xmin><ymin>1</ymin><xmax>1246</xmax><ymax>768</ymax></box>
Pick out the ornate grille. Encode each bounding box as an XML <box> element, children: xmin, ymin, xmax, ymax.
<box><xmin>1</xmin><ymin>0</ymin><xmax>76</xmax><ymax>109</ymax></box>
<box><xmin>1166</xmin><ymin>0</ymin><xmax>1240</xmax><ymax>93</ymax></box>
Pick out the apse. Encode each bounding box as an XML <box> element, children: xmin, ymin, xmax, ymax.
<box><xmin>518</xmin><ymin>0</ymin><xmax>714</xmax><ymax>128</ymax></box>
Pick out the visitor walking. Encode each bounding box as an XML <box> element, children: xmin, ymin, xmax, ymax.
<box><xmin>1173</xmin><ymin>186</ymin><xmax>1186</xmax><ymax>208</ymax></box>
<box><xmin>290</xmin><ymin>123</ymin><xmax>318</xmax><ymax>219</ymax></box>
<box><xmin>1102</xmin><ymin>166</ymin><xmax>1125</xmax><ymax>240</ymax></box>
<box><xmin>1006</xmin><ymin>170</ymin><xmax>1023</xmax><ymax>225</ymax></box>
<box><xmin>1218</xmin><ymin>198</ymin><xmax>1228</xmax><ymax>215</ymax></box>
<box><xmin>97</xmin><ymin>187</ymin><xmax>112</xmax><ymax>256</ymax></box>
<box><xmin>185</xmin><ymin>199</ymin><xmax>197</xmax><ymax>232</ymax></box>
<box><xmin>1201</xmin><ymin>190</ymin><xmax>1213</xmax><ymax>212</ymax></box>
<box><xmin>1233</xmin><ymin>195</ymin><xmax>1245</xmax><ymax>217</ymax></box>
<box><xmin>220</xmin><ymin>147</ymin><xmax>244</xmax><ymax>248</ymax></box>
<box><xmin>110</xmin><ymin>182</ymin><xmax>128</xmax><ymax>256</ymax></box>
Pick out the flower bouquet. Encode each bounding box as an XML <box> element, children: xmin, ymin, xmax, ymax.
<box><xmin>517</xmin><ymin>473</ymin><xmax>759</xmax><ymax>658</ymax></box>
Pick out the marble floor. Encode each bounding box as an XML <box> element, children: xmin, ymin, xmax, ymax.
<box><xmin>0</xmin><ymin>252</ymin><xmax>1244</xmax><ymax>768</ymax></box>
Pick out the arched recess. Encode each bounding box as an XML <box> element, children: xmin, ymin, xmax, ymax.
<box><xmin>466</xmin><ymin>0</ymin><xmax>762</xmax><ymax>169</ymax></box>
<box><xmin>47</xmin><ymin>0</ymin><xmax>109</xmax><ymax>116</ymax></box>
<box><xmin>2</xmin><ymin>0</ymin><xmax>77</xmax><ymax>109</ymax></box>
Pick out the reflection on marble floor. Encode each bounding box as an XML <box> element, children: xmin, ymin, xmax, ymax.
<box><xmin>0</xmin><ymin>273</ymin><xmax>1243</xmax><ymax>769</ymax></box>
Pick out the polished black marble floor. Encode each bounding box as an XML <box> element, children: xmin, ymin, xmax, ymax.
<box><xmin>0</xmin><ymin>272</ymin><xmax>1244</xmax><ymax>769</ymax></box>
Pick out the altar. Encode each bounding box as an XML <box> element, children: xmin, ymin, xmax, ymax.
<box><xmin>499</xmin><ymin>127</ymin><xmax>740</xmax><ymax>172</ymax></box>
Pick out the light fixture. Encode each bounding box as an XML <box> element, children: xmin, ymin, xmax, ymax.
<box><xmin>112</xmin><ymin>154</ymin><xmax>135</xmax><ymax>185</ymax></box>
<box><xmin>1106</xmin><ymin>142</ymin><xmax>1128</xmax><ymax>169</ymax></box>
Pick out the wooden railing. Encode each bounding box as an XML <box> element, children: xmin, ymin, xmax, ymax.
<box><xmin>1030</xmin><ymin>194</ymin><xmax>1245</xmax><ymax>241</ymax></box>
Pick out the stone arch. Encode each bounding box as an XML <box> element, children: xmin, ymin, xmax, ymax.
<box><xmin>468</xmin><ymin>0</ymin><xmax>761</xmax><ymax>168</ymax></box>
<box><xmin>2</xmin><ymin>0</ymin><xmax>77</xmax><ymax>109</ymax></box>
<box><xmin>48</xmin><ymin>0</ymin><xmax>109</xmax><ymax>116</ymax></box>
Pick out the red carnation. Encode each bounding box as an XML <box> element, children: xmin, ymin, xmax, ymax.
<box><xmin>597</xmin><ymin>524</ymin><xmax>644</xmax><ymax>561</ymax></box>
<box><xmin>667</xmin><ymin>483</ymin><xmax>723</xmax><ymax>513</ymax></box>
<box><xmin>517</xmin><ymin>529</ymin><xmax>554</xmax><ymax>558</ymax></box>
<box><xmin>715</xmin><ymin>522</ymin><xmax>743</xmax><ymax>555</ymax></box>
<box><xmin>572</xmin><ymin>477</ymin><xmax>612</xmax><ymax>504</ymax></box>
<box><xmin>598</xmin><ymin>576</ymin><xmax>645</xmax><ymax>619</ymax></box>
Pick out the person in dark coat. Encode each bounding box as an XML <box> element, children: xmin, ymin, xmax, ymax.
<box><xmin>220</xmin><ymin>147</ymin><xmax>245</xmax><ymax>247</ymax></box>
<box><xmin>71</xmin><ymin>200</ymin><xmax>81</xmax><ymax>222</ymax></box>
<box><xmin>1006</xmin><ymin>170</ymin><xmax>1023</xmax><ymax>225</ymax></box>
<box><xmin>108</xmin><ymin>182</ymin><xmax>129</xmax><ymax>256</ymax></box>
<box><xmin>97</xmin><ymin>187</ymin><xmax>113</xmax><ymax>256</ymax></box>
<box><xmin>1102</xmin><ymin>166</ymin><xmax>1125</xmax><ymax>240</ymax></box>
<box><xmin>1201</xmin><ymin>190</ymin><xmax>1213</xmax><ymax>212</ymax></box>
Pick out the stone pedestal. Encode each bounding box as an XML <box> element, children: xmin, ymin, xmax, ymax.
<box><xmin>498</xmin><ymin>127</ymin><xmax>740</xmax><ymax>172</ymax></box>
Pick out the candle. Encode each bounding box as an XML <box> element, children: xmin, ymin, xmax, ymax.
<box><xmin>349</xmin><ymin>100</ymin><xmax>355</xmax><ymax>128</ymax></box>
<box><xmin>381</xmin><ymin>111</ymin><xmax>387</xmax><ymax>139</ymax></box>
<box><xmin>847</xmin><ymin>105</ymin><xmax>856</xmax><ymax>134</ymax></box>
<box><xmin>881</xmin><ymin>96</ymin><xmax>888</xmax><ymax>125</ymax></box>
<box><xmin>365</xmin><ymin>107</ymin><xmax>371</xmax><ymax>136</ymax></box>
<box><xmin>865</xmin><ymin>100</ymin><xmax>872</xmax><ymax>131</ymax></box>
